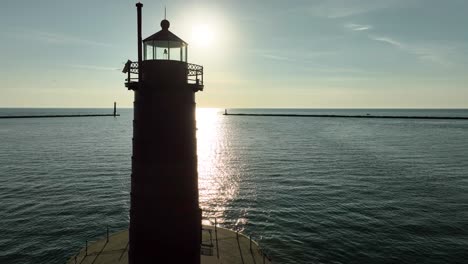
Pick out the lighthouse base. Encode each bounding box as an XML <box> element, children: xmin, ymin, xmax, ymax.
<box><xmin>67</xmin><ymin>225</ymin><xmax>271</xmax><ymax>264</ymax></box>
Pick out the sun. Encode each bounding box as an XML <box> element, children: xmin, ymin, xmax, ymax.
<box><xmin>191</xmin><ymin>24</ymin><xmax>215</xmax><ymax>48</ymax></box>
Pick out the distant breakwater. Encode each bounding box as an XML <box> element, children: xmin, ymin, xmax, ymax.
<box><xmin>0</xmin><ymin>114</ymin><xmax>119</xmax><ymax>119</ymax></box>
<box><xmin>223</xmin><ymin>113</ymin><xmax>468</xmax><ymax>120</ymax></box>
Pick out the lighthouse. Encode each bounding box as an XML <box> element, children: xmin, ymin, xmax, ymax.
<box><xmin>123</xmin><ymin>3</ymin><xmax>203</xmax><ymax>264</ymax></box>
<box><xmin>67</xmin><ymin>3</ymin><xmax>272</xmax><ymax>264</ymax></box>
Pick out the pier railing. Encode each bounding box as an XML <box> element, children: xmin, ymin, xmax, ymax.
<box><xmin>72</xmin><ymin>219</ymin><xmax>272</xmax><ymax>264</ymax></box>
<box><xmin>202</xmin><ymin>216</ymin><xmax>273</xmax><ymax>263</ymax></box>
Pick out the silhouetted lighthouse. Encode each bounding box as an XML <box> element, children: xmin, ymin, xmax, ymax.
<box><xmin>123</xmin><ymin>3</ymin><xmax>204</xmax><ymax>263</ymax></box>
<box><xmin>66</xmin><ymin>4</ymin><xmax>271</xmax><ymax>264</ymax></box>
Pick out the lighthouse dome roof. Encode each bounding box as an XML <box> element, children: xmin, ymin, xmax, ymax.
<box><xmin>143</xmin><ymin>19</ymin><xmax>187</xmax><ymax>47</ymax></box>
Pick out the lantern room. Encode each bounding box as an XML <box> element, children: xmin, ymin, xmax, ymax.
<box><xmin>143</xmin><ymin>19</ymin><xmax>187</xmax><ymax>62</ymax></box>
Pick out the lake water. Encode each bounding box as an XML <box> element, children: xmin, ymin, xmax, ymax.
<box><xmin>1</xmin><ymin>108</ymin><xmax>467</xmax><ymax>263</ymax></box>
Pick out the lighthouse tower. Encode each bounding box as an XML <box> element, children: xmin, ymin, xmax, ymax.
<box><xmin>66</xmin><ymin>3</ymin><xmax>272</xmax><ymax>264</ymax></box>
<box><xmin>123</xmin><ymin>3</ymin><xmax>203</xmax><ymax>264</ymax></box>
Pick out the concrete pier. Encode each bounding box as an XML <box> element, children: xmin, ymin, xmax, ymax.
<box><xmin>67</xmin><ymin>225</ymin><xmax>272</xmax><ymax>264</ymax></box>
<box><xmin>0</xmin><ymin>114</ymin><xmax>120</xmax><ymax>119</ymax></box>
<box><xmin>224</xmin><ymin>112</ymin><xmax>468</xmax><ymax>120</ymax></box>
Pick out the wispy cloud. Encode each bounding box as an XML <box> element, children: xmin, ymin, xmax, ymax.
<box><xmin>371</xmin><ymin>36</ymin><xmax>403</xmax><ymax>48</ymax></box>
<box><xmin>250</xmin><ymin>49</ymin><xmax>335</xmax><ymax>62</ymax></box>
<box><xmin>11</xmin><ymin>29</ymin><xmax>110</xmax><ymax>47</ymax></box>
<box><xmin>248</xmin><ymin>49</ymin><xmax>296</xmax><ymax>62</ymax></box>
<box><xmin>306</xmin><ymin>66</ymin><xmax>379</xmax><ymax>75</ymax></box>
<box><xmin>305</xmin><ymin>51</ymin><xmax>338</xmax><ymax>58</ymax></box>
<box><xmin>308</xmin><ymin>0</ymin><xmax>402</xmax><ymax>18</ymax></box>
<box><xmin>345</xmin><ymin>23</ymin><xmax>373</xmax><ymax>31</ymax></box>
<box><xmin>260</xmin><ymin>54</ymin><xmax>293</xmax><ymax>61</ymax></box>
<box><xmin>409</xmin><ymin>46</ymin><xmax>455</xmax><ymax>67</ymax></box>
<box><xmin>370</xmin><ymin>35</ymin><xmax>454</xmax><ymax>67</ymax></box>
<box><xmin>67</xmin><ymin>64</ymin><xmax>120</xmax><ymax>71</ymax></box>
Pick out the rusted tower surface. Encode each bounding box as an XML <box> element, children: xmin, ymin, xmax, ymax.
<box><xmin>123</xmin><ymin>3</ymin><xmax>204</xmax><ymax>263</ymax></box>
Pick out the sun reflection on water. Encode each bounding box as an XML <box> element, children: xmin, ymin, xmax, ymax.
<box><xmin>196</xmin><ymin>108</ymin><xmax>239</xmax><ymax>225</ymax></box>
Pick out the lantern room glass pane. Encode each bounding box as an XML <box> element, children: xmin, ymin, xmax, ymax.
<box><xmin>143</xmin><ymin>41</ymin><xmax>187</xmax><ymax>61</ymax></box>
<box><xmin>144</xmin><ymin>44</ymin><xmax>153</xmax><ymax>60</ymax></box>
<box><xmin>171</xmin><ymin>47</ymin><xmax>181</xmax><ymax>61</ymax></box>
<box><xmin>155</xmin><ymin>47</ymin><xmax>166</xmax><ymax>60</ymax></box>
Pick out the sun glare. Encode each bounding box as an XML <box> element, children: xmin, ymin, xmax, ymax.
<box><xmin>191</xmin><ymin>24</ymin><xmax>215</xmax><ymax>48</ymax></box>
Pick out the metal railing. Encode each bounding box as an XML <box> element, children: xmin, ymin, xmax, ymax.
<box><xmin>73</xmin><ymin>218</ymin><xmax>272</xmax><ymax>264</ymax></box>
<box><xmin>122</xmin><ymin>61</ymin><xmax>139</xmax><ymax>87</ymax></box>
<box><xmin>72</xmin><ymin>225</ymin><xmax>124</xmax><ymax>264</ymax></box>
<box><xmin>200</xmin><ymin>227</ymin><xmax>214</xmax><ymax>256</ymax></box>
<box><xmin>202</xmin><ymin>216</ymin><xmax>273</xmax><ymax>263</ymax></box>
<box><xmin>122</xmin><ymin>60</ymin><xmax>203</xmax><ymax>86</ymax></box>
<box><xmin>187</xmin><ymin>63</ymin><xmax>204</xmax><ymax>85</ymax></box>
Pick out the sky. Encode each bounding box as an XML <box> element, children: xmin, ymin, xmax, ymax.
<box><xmin>1</xmin><ymin>0</ymin><xmax>468</xmax><ymax>108</ymax></box>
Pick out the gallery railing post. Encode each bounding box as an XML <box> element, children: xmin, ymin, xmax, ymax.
<box><xmin>214</xmin><ymin>218</ymin><xmax>219</xmax><ymax>259</ymax></box>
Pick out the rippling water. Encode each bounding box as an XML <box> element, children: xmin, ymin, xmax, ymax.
<box><xmin>1</xmin><ymin>108</ymin><xmax>467</xmax><ymax>263</ymax></box>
